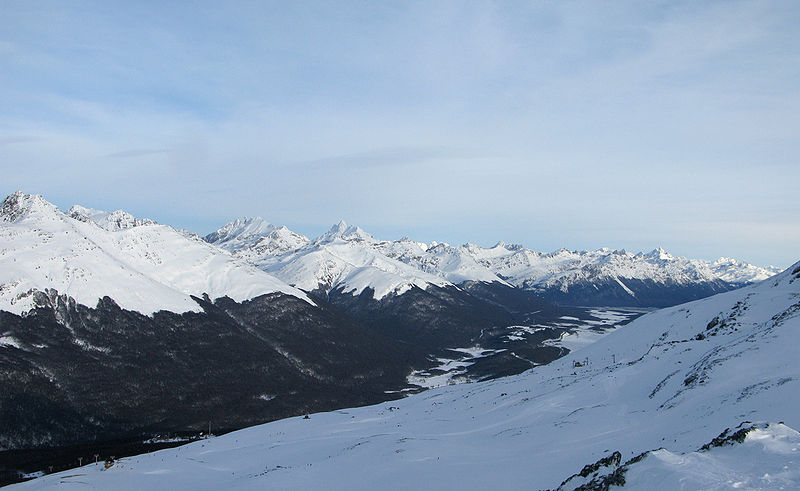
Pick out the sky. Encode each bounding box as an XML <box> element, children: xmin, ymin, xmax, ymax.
<box><xmin>1</xmin><ymin>1</ymin><xmax>798</xmax><ymax>268</ymax></box>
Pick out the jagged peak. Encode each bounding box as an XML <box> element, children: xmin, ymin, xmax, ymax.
<box><xmin>427</xmin><ymin>241</ymin><xmax>454</xmax><ymax>252</ymax></box>
<box><xmin>67</xmin><ymin>204</ymin><xmax>107</xmax><ymax>223</ymax></box>
<box><xmin>224</xmin><ymin>216</ymin><xmax>273</xmax><ymax>234</ymax></box>
<box><xmin>1</xmin><ymin>191</ymin><xmax>61</xmax><ymax>222</ymax></box>
<box><xmin>205</xmin><ymin>217</ymin><xmax>276</xmax><ymax>245</ymax></box>
<box><xmin>67</xmin><ymin>204</ymin><xmax>156</xmax><ymax>231</ymax></box>
<box><xmin>647</xmin><ymin>246</ymin><xmax>674</xmax><ymax>261</ymax></box>
<box><xmin>330</xmin><ymin>219</ymin><xmax>348</xmax><ymax>234</ymax></box>
<box><xmin>102</xmin><ymin>209</ymin><xmax>156</xmax><ymax>231</ymax></box>
<box><xmin>320</xmin><ymin>220</ymin><xmax>373</xmax><ymax>242</ymax></box>
<box><xmin>266</xmin><ymin>225</ymin><xmax>308</xmax><ymax>241</ymax></box>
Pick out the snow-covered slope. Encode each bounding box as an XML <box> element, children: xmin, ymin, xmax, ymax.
<box><xmin>20</xmin><ymin>261</ymin><xmax>800</xmax><ymax>489</ymax></box>
<box><xmin>597</xmin><ymin>422</ymin><xmax>799</xmax><ymax>490</ymax></box>
<box><xmin>0</xmin><ymin>192</ymin><xmax>310</xmax><ymax>315</ymax></box>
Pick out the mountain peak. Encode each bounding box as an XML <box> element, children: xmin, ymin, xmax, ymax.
<box><xmin>647</xmin><ymin>246</ymin><xmax>674</xmax><ymax>261</ymax></box>
<box><xmin>68</xmin><ymin>205</ymin><xmax>156</xmax><ymax>231</ymax></box>
<box><xmin>205</xmin><ymin>217</ymin><xmax>276</xmax><ymax>249</ymax></box>
<box><xmin>67</xmin><ymin>204</ymin><xmax>108</xmax><ymax>223</ymax></box>
<box><xmin>328</xmin><ymin>220</ymin><xmax>349</xmax><ymax>235</ymax></box>
<box><xmin>0</xmin><ymin>191</ymin><xmax>60</xmax><ymax>222</ymax></box>
<box><xmin>321</xmin><ymin>220</ymin><xmax>373</xmax><ymax>242</ymax></box>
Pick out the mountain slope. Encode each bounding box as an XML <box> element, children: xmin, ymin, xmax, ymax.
<box><xmin>0</xmin><ymin>192</ymin><xmax>309</xmax><ymax>315</ymax></box>
<box><xmin>19</xmin><ymin>260</ymin><xmax>798</xmax><ymax>489</ymax></box>
<box><xmin>0</xmin><ymin>291</ymin><xmax>416</xmax><ymax>452</ymax></box>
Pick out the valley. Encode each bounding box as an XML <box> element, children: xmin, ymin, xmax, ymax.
<box><xmin>10</xmin><ymin>260</ymin><xmax>799</xmax><ymax>489</ymax></box>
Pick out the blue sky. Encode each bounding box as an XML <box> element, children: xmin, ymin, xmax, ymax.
<box><xmin>1</xmin><ymin>1</ymin><xmax>798</xmax><ymax>267</ymax></box>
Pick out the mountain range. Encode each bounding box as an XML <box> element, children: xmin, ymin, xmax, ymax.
<box><xmin>13</xmin><ymin>253</ymin><xmax>800</xmax><ymax>489</ymax></box>
<box><xmin>0</xmin><ymin>190</ymin><xmax>786</xmax><ymax>485</ymax></box>
<box><xmin>204</xmin><ymin>215</ymin><xmax>779</xmax><ymax>308</ymax></box>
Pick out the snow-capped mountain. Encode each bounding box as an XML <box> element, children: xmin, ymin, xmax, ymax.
<box><xmin>207</xmin><ymin>219</ymin><xmax>504</xmax><ymax>291</ymax></box>
<box><xmin>206</xmin><ymin>216</ymin><xmax>777</xmax><ymax>307</ymax></box>
<box><xmin>204</xmin><ymin>217</ymin><xmax>310</xmax><ymax>262</ymax></box>
<box><xmin>18</xmin><ymin>261</ymin><xmax>800</xmax><ymax>489</ymax></box>
<box><xmin>202</xmin><ymin>216</ymin><xmax>310</xmax><ymax>254</ymax></box>
<box><xmin>465</xmin><ymin>243</ymin><xmax>779</xmax><ymax>288</ymax></box>
<box><xmin>209</xmin><ymin>219</ymin><xmax>452</xmax><ymax>299</ymax></box>
<box><xmin>375</xmin><ymin>238</ymin><xmax>506</xmax><ymax>284</ymax></box>
<box><xmin>0</xmin><ymin>191</ymin><xmax>310</xmax><ymax>315</ymax></box>
<box><xmin>711</xmin><ymin>256</ymin><xmax>782</xmax><ymax>284</ymax></box>
<box><xmin>462</xmin><ymin>243</ymin><xmax>776</xmax><ymax>306</ymax></box>
<box><xmin>67</xmin><ymin>205</ymin><xmax>156</xmax><ymax>231</ymax></box>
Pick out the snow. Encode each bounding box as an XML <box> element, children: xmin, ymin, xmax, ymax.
<box><xmin>712</xmin><ymin>256</ymin><xmax>783</xmax><ymax>284</ymax></box>
<box><xmin>622</xmin><ymin>424</ymin><xmax>800</xmax><ymax>490</ymax></box>
<box><xmin>463</xmin><ymin>242</ymin><xmax>778</xmax><ymax>292</ymax></box>
<box><xmin>376</xmin><ymin>240</ymin><xmax>507</xmax><ymax>285</ymax></box>
<box><xmin>0</xmin><ymin>335</ymin><xmax>22</xmax><ymax>349</ymax></box>
<box><xmin>613</xmin><ymin>275</ymin><xmax>636</xmax><ymax>296</ymax></box>
<box><xmin>234</xmin><ymin>221</ymin><xmax>452</xmax><ymax>300</ymax></box>
<box><xmin>0</xmin><ymin>192</ymin><xmax>311</xmax><ymax>315</ymax></box>
<box><xmin>407</xmin><ymin>347</ymin><xmax>508</xmax><ymax>389</ymax></box>
<box><xmin>203</xmin><ymin>217</ymin><xmax>303</xmax><ymax>253</ymax></box>
<box><xmin>68</xmin><ymin>205</ymin><xmax>156</xmax><ymax>231</ymax></box>
<box><xmin>544</xmin><ymin>309</ymin><xmax>641</xmax><ymax>353</ymax></box>
<box><xmin>15</xmin><ymin>261</ymin><xmax>800</xmax><ymax>490</ymax></box>
<box><xmin>204</xmin><ymin>214</ymin><xmax>776</xmax><ymax>303</ymax></box>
